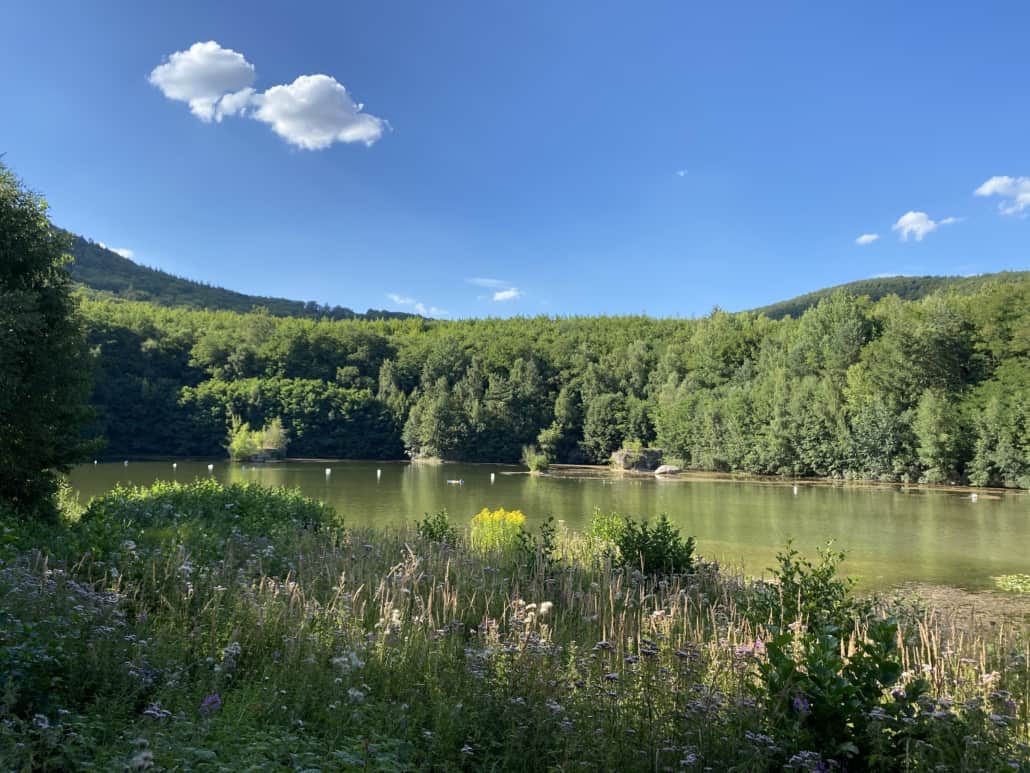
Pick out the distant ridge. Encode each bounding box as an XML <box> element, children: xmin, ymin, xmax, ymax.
<box><xmin>65</xmin><ymin>232</ymin><xmax>1027</xmax><ymax>322</ymax></box>
<box><xmin>65</xmin><ymin>234</ymin><xmax>417</xmax><ymax>321</ymax></box>
<box><xmin>751</xmin><ymin>272</ymin><xmax>1030</xmax><ymax>319</ymax></box>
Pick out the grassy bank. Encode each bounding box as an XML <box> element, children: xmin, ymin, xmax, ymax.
<box><xmin>1</xmin><ymin>481</ymin><xmax>1028</xmax><ymax>771</ymax></box>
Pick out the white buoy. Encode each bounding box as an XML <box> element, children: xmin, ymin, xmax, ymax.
<box><xmin>490</xmin><ymin>472</ymin><xmax>496</xmax><ymax>484</ymax></box>
<box><xmin>172</xmin><ymin>462</ymin><xmax>177</xmax><ymax>470</ymax></box>
<box><xmin>792</xmin><ymin>484</ymin><xmax>798</xmax><ymax>496</ymax></box>
<box><xmin>376</xmin><ymin>469</ymin><xmax>382</xmax><ymax>480</ymax></box>
<box><xmin>971</xmin><ymin>492</ymin><xmax>978</xmax><ymax>502</ymax></box>
<box><xmin>93</xmin><ymin>459</ymin><xmax>98</xmax><ymax>465</ymax></box>
<box><xmin>124</xmin><ymin>460</ymin><xmax>129</xmax><ymax>466</ymax></box>
<box><xmin>325</xmin><ymin>467</ymin><xmax>332</xmax><ymax>476</ymax></box>
<box><xmin>207</xmin><ymin>463</ymin><xmax>214</xmax><ymax>472</ymax></box>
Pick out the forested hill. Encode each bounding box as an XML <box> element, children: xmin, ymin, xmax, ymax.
<box><xmin>752</xmin><ymin>272</ymin><xmax>1030</xmax><ymax>319</ymax></box>
<box><xmin>66</xmin><ymin>234</ymin><xmax>416</xmax><ymax>321</ymax></box>
<box><xmin>81</xmin><ymin>277</ymin><xmax>1030</xmax><ymax>489</ymax></box>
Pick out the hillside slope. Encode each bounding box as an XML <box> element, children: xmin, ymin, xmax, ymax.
<box><xmin>66</xmin><ymin>235</ymin><xmax>415</xmax><ymax>321</ymax></box>
<box><xmin>752</xmin><ymin>272</ymin><xmax>1030</xmax><ymax>319</ymax></box>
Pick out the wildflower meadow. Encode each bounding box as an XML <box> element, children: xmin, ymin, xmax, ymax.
<box><xmin>1</xmin><ymin>480</ymin><xmax>1028</xmax><ymax>771</ymax></box>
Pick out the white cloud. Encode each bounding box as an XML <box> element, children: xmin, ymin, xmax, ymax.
<box><xmin>855</xmin><ymin>233</ymin><xmax>879</xmax><ymax>245</ymax></box>
<box><xmin>891</xmin><ymin>211</ymin><xmax>957</xmax><ymax>241</ymax></box>
<box><xmin>149</xmin><ymin>41</ymin><xmax>256</xmax><ymax>122</ymax></box>
<box><xmin>97</xmin><ymin>242</ymin><xmax>135</xmax><ymax>259</ymax></box>
<box><xmin>251</xmin><ymin>75</ymin><xmax>384</xmax><ymax>149</ymax></box>
<box><xmin>975</xmin><ymin>175</ymin><xmax>1030</xmax><ymax>216</ymax></box>
<box><xmin>387</xmin><ymin>293</ymin><xmax>447</xmax><ymax>317</ymax></box>
<box><xmin>467</xmin><ymin>277</ymin><xmax>509</xmax><ymax>288</ymax></box>
<box><xmin>492</xmin><ymin>288</ymin><xmax>521</xmax><ymax>302</ymax></box>
<box><xmin>675</xmin><ymin>169</ymin><xmax>688</xmax><ymax>177</ymax></box>
<box><xmin>151</xmin><ymin>42</ymin><xmax>384</xmax><ymax>149</ymax></box>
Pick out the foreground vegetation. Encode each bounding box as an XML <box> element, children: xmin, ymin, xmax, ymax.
<box><xmin>2</xmin><ymin>481</ymin><xmax>1028</xmax><ymax>771</ymax></box>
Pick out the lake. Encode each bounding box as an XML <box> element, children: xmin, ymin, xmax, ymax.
<box><xmin>68</xmin><ymin>460</ymin><xmax>1029</xmax><ymax>591</ymax></box>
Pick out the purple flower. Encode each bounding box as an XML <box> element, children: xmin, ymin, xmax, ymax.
<box><xmin>792</xmin><ymin>694</ymin><xmax>811</xmax><ymax>715</ymax></box>
<box><xmin>199</xmin><ymin>693</ymin><xmax>222</xmax><ymax>715</ymax></box>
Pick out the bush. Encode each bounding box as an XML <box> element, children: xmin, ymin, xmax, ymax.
<box><xmin>756</xmin><ymin>542</ymin><xmax>916</xmax><ymax>767</ymax></box>
<box><xmin>586</xmin><ymin>507</ymin><xmax>626</xmax><ymax>561</ymax></box>
<box><xmin>615</xmin><ymin>513</ymin><xmax>694</xmax><ymax>575</ymax></box>
<box><xmin>751</xmin><ymin>541</ymin><xmax>867</xmax><ymax>634</ymax></box>
<box><xmin>415</xmin><ymin>509</ymin><xmax>457</xmax><ymax>544</ymax></box>
<box><xmin>77</xmin><ymin>479</ymin><xmax>336</xmax><ymax>560</ymax></box>
<box><xmin>226</xmin><ymin>414</ymin><xmax>289</xmax><ymax>461</ymax></box>
<box><xmin>521</xmin><ymin>444</ymin><xmax>550</xmax><ymax>472</ymax></box>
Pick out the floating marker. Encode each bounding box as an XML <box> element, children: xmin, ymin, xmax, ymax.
<box><xmin>207</xmin><ymin>463</ymin><xmax>214</xmax><ymax>472</ymax></box>
<box><xmin>376</xmin><ymin>469</ymin><xmax>382</xmax><ymax>480</ymax></box>
<box><xmin>971</xmin><ymin>493</ymin><xmax>978</xmax><ymax>502</ymax></box>
<box><xmin>490</xmin><ymin>473</ymin><xmax>496</xmax><ymax>484</ymax></box>
<box><xmin>172</xmin><ymin>462</ymin><xmax>177</xmax><ymax>470</ymax></box>
<box><xmin>792</xmin><ymin>485</ymin><xmax>798</xmax><ymax>496</ymax></box>
<box><xmin>93</xmin><ymin>459</ymin><xmax>98</xmax><ymax>465</ymax></box>
<box><xmin>124</xmin><ymin>460</ymin><xmax>129</xmax><ymax>466</ymax></box>
<box><xmin>325</xmin><ymin>468</ymin><xmax>332</xmax><ymax>476</ymax></box>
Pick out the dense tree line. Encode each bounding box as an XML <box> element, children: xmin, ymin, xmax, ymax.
<box><xmin>80</xmin><ymin>279</ymin><xmax>1030</xmax><ymax>487</ymax></box>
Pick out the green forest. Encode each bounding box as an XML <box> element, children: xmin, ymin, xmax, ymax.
<box><xmin>81</xmin><ymin>275</ymin><xmax>1030</xmax><ymax>487</ymax></box>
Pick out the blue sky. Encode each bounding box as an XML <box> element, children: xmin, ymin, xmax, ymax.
<box><xmin>2</xmin><ymin>1</ymin><xmax>1028</xmax><ymax>317</ymax></box>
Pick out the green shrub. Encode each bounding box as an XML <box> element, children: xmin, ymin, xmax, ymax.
<box><xmin>521</xmin><ymin>444</ymin><xmax>550</xmax><ymax>472</ymax></box>
<box><xmin>751</xmin><ymin>541</ymin><xmax>867</xmax><ymax>634</ymax></box>
<box><xmin>756</xmin><ymin>542</ymin><xmax>917</xmax><ymax>767</ymax></box>
<box><xmin>761</xmin><ymin>617</ymin><xmax>912</xmax><ymax>766</ymax></box>
<box><xmin>415</xmin><ymin>508</ymin><xmax>457</xmax><ymax>544</ymax></box>
<box><xmin>226</xmin><ymin>414</ymin><xmax>289</xmax><ymax>461</ymax></box>
<box><xmin>615</xmin><ymin>513</ymin><xmax>694</xmax><ymax>575</ymax></box>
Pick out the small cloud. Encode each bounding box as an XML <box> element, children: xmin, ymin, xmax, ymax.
<box><xmin>974</xmin><ymin>176</ymin><xmax>1030</xmax><ymax>216</ymax></box>
<box><xmin>492</xmin><ymin>288</ymin><xmax>521</xmax><ymax>302</ymax></box>
<box><xmin>891</xmin><ymin>211</ymin><xmax>957</xmax><ymax>241</ymax></box>
<box><xmin>150</xmin><ymin>41</ymin><xmax>384</xmax><ymax>149</ymax></box>
<box><xmin>97</xmin><ymin>242</ymin><xmax>134</xmax><ymax>259</ymax></box>
<box><xmin>467</xmin><ymin>277</ymin><xmax>509</xmax><ymax>288</ymax></box>
<box><xmin>855</xmin><ymin>233</ymin><xmax>879</xmax><ymax>245</ymax></box>
<box><xmin>675</xmin><ymin>169</ymin><xmax>688</xmax><ymax>177</ymax></box>
<box><xmin>386</xmin><ymin>293</ymin><xmax>446</xmax><ymax>317</ymax></box>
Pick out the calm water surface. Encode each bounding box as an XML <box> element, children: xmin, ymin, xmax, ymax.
<box><xmin>69</xmin><ymin>461</ymin><xmax>1030</xmax><ymax>591</ymax></box>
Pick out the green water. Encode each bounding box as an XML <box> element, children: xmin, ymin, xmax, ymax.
<box><xmin>68</xmin><ymin>460</ymin><xmax>1029</xmax><ymax>590</ymax></box>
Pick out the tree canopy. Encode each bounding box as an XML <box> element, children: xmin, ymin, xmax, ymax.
<box><xmin>78</xmin><ymin>277</ymin><xmax>1030</xmax><ymax>488</ymax></box>
<box><xmin>0</xmin><ymin>163</ymin><xmax>95</xmax><ymax>517</ymax></box>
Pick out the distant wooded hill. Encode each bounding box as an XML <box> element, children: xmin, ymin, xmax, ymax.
<box><xmin>752</xmin><ymin>272</ymin><xmax>1030</xmax><ymax>319</ymax></box>
<box><xmin>66</xmin><ymin>234</ymin><xmax>416</xmax><ymax>321</ymax></box>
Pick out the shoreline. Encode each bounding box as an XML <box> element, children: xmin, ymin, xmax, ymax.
<box><xmin>86</xmin><ymin>456</ymin><xmax>1024</xmax><ymax>496</ymax></box>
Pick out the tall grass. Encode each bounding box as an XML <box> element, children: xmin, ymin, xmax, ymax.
<box><xmin>0</xmin><ymin>481</ymin><xmax>1027</xmax><ymax>770</ymax></box>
